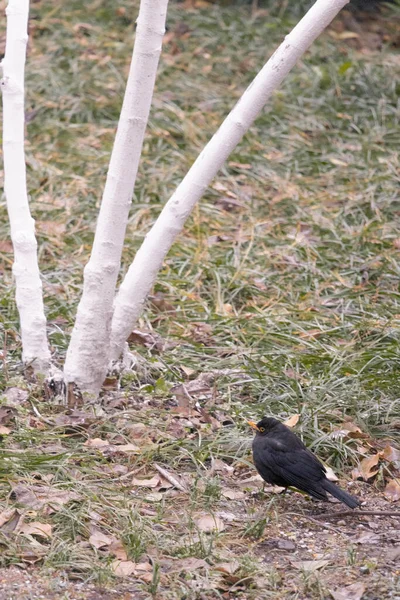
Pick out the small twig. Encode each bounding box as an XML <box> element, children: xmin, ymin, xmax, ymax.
<box><xmin>287</xmin><ymin>512</ymin><xmax>350</xmax><ymax>538</ymax></box>
<box><xmin>28</xmin><ymin>399</ymin><xmax>54</xmax><ymax>426</ymax></box>
<box><xmin>111</xmin><ymin>464</ymin><xmax>148</xmax><ymax>482</ymax></box>
<box><xmin>313</xmin><ymin>510</ymin><xmax>400</xmax><ymax>519</ymax></box>
<box><xmin>154</xmin><ymin>463</ymin><xmax>188</xmax><ymax>492</ymax></box>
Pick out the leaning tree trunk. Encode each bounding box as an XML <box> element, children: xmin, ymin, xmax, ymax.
<box><xmin>1</xmin><ymin>0</ymin><xmax>51</xmax><ymax>374</ymax></box>
<box><xmin>63</xmin><ymin>0</ymin><xmax>169</xmax><ymax>397</ymax></box>
<box><xmin>109</xmin><ymin>0</ymin><xmax>350</xmax><ymax>363</ymax></box>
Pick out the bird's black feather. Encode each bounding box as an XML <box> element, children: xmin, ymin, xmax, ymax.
<box><xmin>251</xmin><ymin>417</ymin><xmax>359</xmax><ymax>509</ymax></box>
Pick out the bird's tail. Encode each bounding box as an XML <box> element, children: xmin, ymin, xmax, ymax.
<box><xmin>321</xmin><ymin>479</ymin><xmax>359</xmax><ymax>509</ymax></box>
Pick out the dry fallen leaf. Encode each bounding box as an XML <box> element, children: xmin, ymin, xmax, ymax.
<box><xmin>126</xmin><ymin>423</ymin><xmax>153</xmax><ymax>441</ymax></box>
<box><xmin>387</xmin><ymin>547</ymin><xmax>400</xmax><ymax>562</ymax></box>
<box><xmin>276</xmin><ymin>539</ymin><xmax>296</xmax><ymax>550</ymax></box>
<box><xmin>128</xmin><ymin>329</ymin><xmax>167</xmax><ymax>352</ymax></box>
<box><xmin>11</xmin><ymin>484</ymin><xmax>79</xmax><ymax>511</ymax></box>
<box><xmin>211</xmin><ymin>458</ymin><xmax>234</xmax><ymax>475</ymax></box>
<box><xmin>284</xmin><ymin>414</ymin><xmax>300</xmax><ymax>428</ymax></box>
<box><xmin>196</xmin><ymin>514</ymin><xmax>225</xmax><ymax>533</ymax></box>
<box><xmin>216</xmin><ymin>510</ymin><xmax>236</xmax><ymax>523</ymax></box>
<box><xmin>19</xmin><ymin>547</ymin><xmax>49</xmax><ymax>565</ymax></box>
<box><xmin>170</xmin><ymin>406</ymin><xmax>202</xmax><ymax>419</ymax></box>
<box><xmin>111</xmin><ymin>560</ymin><xmax>152</xmax><ymax>578</ymax></box>
<box><xmin>156</xmin><ymin>477</ymin><xmax>173</xmax><ymax>491</ymax></box>
<box><xmin>170</xmin><ymin>384</ymin><xmax>192</xmax><ymax>408</ymax></box>
<box><xmin>154</xmin><ymin>464</ymin><xmax>186</xmax><ymax>492</ymax></box>
<box><xmin>149</xmin><ymin>291</ymin><xmax>176</xmax><ymax>315</ymax></box>
<box><xmin>106</xmin><ymin>443</ymin><xmax>140</xmax><ymax>455</ymax></box>
<box><xmin>214</xmin><ymin>560</ymin><xmax>240</xmax><ymax>575</ymax></box>
<box><xmin>197</xmin><ymin>407</ymin><xmax>221</xmax><ymax>430</ymax></box>
<box><xmin>36</xmin><ymin>220</ymin><xmax>66</xmax><ymax>237</ymax></box>
<box><xmin>237</xmin><ymin>474</ymin><xmax>264</xmax><ymax>491</ymax></box>
<box><xmin>384</xmin><ymin>479</ymin><xmax>400</xmax><ymax>502</ymax></box>
<box><xmin>166</xmin><ymin>419</ymin><xmax>187</xmax><ymax>439</ymax></box>
<box><xmin>221</xmin><ymin>489</ymin><xmax>246</xmax><ymax>500</ymax></box>
<box><xmin>330</xmin><ymin>582</ymin><xmax>365</xmax><ymax>600</ymax></box>
<box><xmin>291</xmin><ymin>559</ymin><xmax>330</xmax><ymax>572</ymax></box>
<box><xmin>237</xmin><ymin>474</ymin><xmax>285</xmax><ymax>495</ymax></box>
<box><xmin>0</xmin><ymin>509</ymin><xmax>18</xmax><ymax>528</ymax></box>
<box><xmin>19</xmin><ymin>522</ymin><xmax>52</xmax><ymax>539</ymax></box>
<box><xmin>89</xmin><ymin>527</ymin><xmax>115</xmax><ymax>549</ymax></box>
<box><xmin>131</xmin><ymin>475</ymin><xmax>160</xmax><ymax>488</ymax></box>
<box><xmin>325</xmin><ymin>466</ymin><xmax>339</xmax><ymax>482</ymax></box>
<box><xmin>109</xmin><ymin>539</ymin><xmax>128</xmax><ymax>560</ymax></box>
<box><xmin>180</xmin><ymin>365</ymin><xmax>197</xmax><ymax>378</ymax></box>
<box><xmin>88</xmin><ymin>509</ymin><xmax>103</xmax><ymax>523</ymax></box>
<box><xmin>84</xmin><ymin>438</ymin><xmax>110</xmax><ymax>448</ymax></box>
<box><xmin>111</xmin><ymin>560</ymin><xmax>137</xmax><ymax>577</ymax></box>
<box><xmin>135</xmin><ymin>562</ymin><xmax>153</xmax><ymax>572</ymax></box>
<box><xmin>52</xmin><ymin>409</ymin><xmax>96</xmax><ymax>430</ymax></box>
<box><xmin>84</xmin><ymin>437</ymin><xmax>140</xmax><ymax>456</ymax></box>
<box><xmin>0</xmin><ymin>426</ymin><xmax>11</xmax><ymax>435</ymax></box>
<box><xmin>144</xmin><ymin>492</ymin><xmax>163</xmax><ymax>502</ymax></box>
<box><xmin>170</xmin><ymin>557</ymin><xmax>208</xmax><ymax>572</ymax></box>
<box><xmin>187</xmin><ymin>322</ymin><xmax>214</xmax><ymax>345</ymax></box>
<box><xmin>381</xmin><ymin>445</ymin><xmax>400</xmax><ymax>469</ymax></box>
<box><xmin>352</xmin><ymin>454</ymin><xmax>380</xmax><ymax>481</ymax></box>
<box><xmin>0</xmin><ymin>509</ymin><xmax>22</xmax><ymax>534</ymax></box>
<box><xmin>332</xmin><ymin>421</ymin><xmax>365</xmax><ymax>440</ymax></box>
<box><xmin>353</xmin><ymin>532</ymin><xmax>380</xmax><ymax>545</ymax></box>
<box><xmin>171</xmin><ymin>372</ymin><xmax>217</xmax><ymax>406</ymax></box>
<box><xmin>1</xmin><ymin>388</ymin><xmax>29</xmax><ymax>405</ymax></box>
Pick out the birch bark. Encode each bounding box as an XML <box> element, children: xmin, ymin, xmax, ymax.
<box><xmin>63</xmin><ymin>0</ymin><xmax>169</xmax><ymax>395</ymax></box>
<box><xmin>110</xmin><ymin>0</ymin><xmax>350</xmax><ymax>362</ymax></box>
<box><xmin>1</xmin><ymin>0</ymin><xmax>50</xmax><ymax>373</ymax></box>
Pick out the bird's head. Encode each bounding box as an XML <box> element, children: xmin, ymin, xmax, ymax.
<box><xmin>248</xmin><ymin>417</ymin><xmax>281</xmax><ymax>436</ymax></box>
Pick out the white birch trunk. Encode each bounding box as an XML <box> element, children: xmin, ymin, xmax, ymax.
<box><xmin>1</xmin><ymin>0</ymin><xmax>50</xmax><ymax>373</ymax></box>
<box><xmin>110</xmin><ymin>0</ymin><xmax>349</xmax><ymax>362</ymax></box>
<box><xmin>63</xmin><ymin>0</ymin><xmax>169</xmax><ymax>396</ymax></box>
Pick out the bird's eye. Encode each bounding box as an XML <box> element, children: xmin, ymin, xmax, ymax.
<box><xmin>259</xmin><ymin>426</ymin><xmax>265</xmax><ymax>432</ymax></box>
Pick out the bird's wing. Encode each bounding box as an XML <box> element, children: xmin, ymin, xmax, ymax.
<box><xmin>261</xmin><ymin>437</ymin><xmax>326</xmax><ymax>490</ymax></box>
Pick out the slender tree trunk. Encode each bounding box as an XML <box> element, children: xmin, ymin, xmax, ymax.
<box><xmin>109</xmin><ymin>0</ymin><xmax>350</xmax><ymax>363</ymax></box>
<box><xmin>63</xmin><ymin>0</ymin><xmax>169</xmax><ymax>396</ymax></box>
<box><xmin>1</xmin><ymin>0</ymin><xmax>50</xmax><ymax>373</ymax></box>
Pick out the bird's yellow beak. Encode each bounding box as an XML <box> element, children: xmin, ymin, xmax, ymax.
<box><xmin>247</xmin><ymin>420</ymin><xmax>260</xmax><ymax>431</ymax></box>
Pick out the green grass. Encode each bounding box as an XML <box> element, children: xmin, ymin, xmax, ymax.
<box><xmin>0</xmin><ymin>0</ymin><xmax>400</xmax><ymax>597</ymax></box>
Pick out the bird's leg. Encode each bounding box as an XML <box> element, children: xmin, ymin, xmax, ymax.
<box><xmin>254</xmin><ymin>482</ymin><xmax>268</xmax><ymax>500</ymax></box>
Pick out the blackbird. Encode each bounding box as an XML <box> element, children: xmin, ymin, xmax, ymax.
<box><xmin>249</xmin><ymin>417</ymin><xmax>359</xmax><ymax>509</ymax></box>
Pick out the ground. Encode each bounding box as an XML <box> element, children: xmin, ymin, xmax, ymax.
<box><xmin>0</xmin><ymin>0</ymin><xmax>400</xmax><ymax>598</ymax></box>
